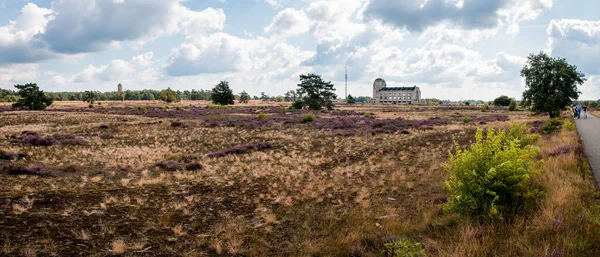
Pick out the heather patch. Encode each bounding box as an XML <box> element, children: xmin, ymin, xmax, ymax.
<box><xmin>10</xmin><ymin>131</ymin><xmax>85</xmax><ymax>146</ymax></box>
<box><xmin>548</xmin><ymin>145</ymin><xmax>580</xmax><ymax>157</ymax></box>
<box><xmin>3</xmin><ymin>163</ymin><xmax>54</xmax><ymax>176</ymax></box>
<box><xmin>207</xmin><ymin>142</ymin><xmax>273</xmax><ymax>158</ymax></box>
<box><xmin>0</xmin><ymin>149</ymin><xmax>25</xmax><ymax>160</ymax></box>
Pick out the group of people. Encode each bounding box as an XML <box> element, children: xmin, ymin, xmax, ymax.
<box><xmin>572</xmin><ymin>103</ymin><xmax>588</xmax><ymax>119</ymax></box>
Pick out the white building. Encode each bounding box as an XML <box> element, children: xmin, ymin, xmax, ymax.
<box><xmin>373</xmin><ymin>78</ymin><xmax>421</xmax><ymax>104</ymax></box>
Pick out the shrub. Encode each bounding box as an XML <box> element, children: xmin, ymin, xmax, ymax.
<box><xmin>88</xmin><ymin>103</ymin><xmax>94</xmax><ymax>108</ymax></box>
<box><xmin>97</xmin><ymin>102</ymin><xmax>102</xmax><ymax>105</ymax></box>
<box><xmin>302</xmin><ymin>113</ymin><xmax>316</xmax><ymax>123</ymax></box>
<box><xmin>481</xmin><ymin>103</ymin><xmax>489</xmax><ymax>112</ymax></box>
<box><xmin>363</xmin><ymin>112</ymin><xmax>372</xmax><ymax>118</ymax></box>
<box><xmin>287</xmin><ymin>105</ymin><xmax>297</xmax><ymax>111</ymax></box>
<box><xmin>99</xmin><ymin>124</ymin><xmax>109</xmax><ymax>129</ymax></box>
<box><xmin>206</xmin><ymin>104</ymin><xmax>228</xmax><ymax>109</ymax></box>
<box><xmin>564</xmin><ymin>120</ymin><xmax>576</xmax><ymax>131</ymax></box>
<box><xmin>541</xmin><ymin>118</ymin><xmax>563</xmax><ymax>134</ymax></box>
<box><xmin>292</xmin><ymin>100</ymin><xmax>304</xmax><ymax>110</ymax></box>
<box><xmin>383</xmin><ymin>239</ymin><xmax>425</xmax><ymax>257</ymax></box>
<box><xmin>462</xmin><ymin>116</ymin><xmax>472</xmax><ymax>123</ymax></box>
<box><xmin>444</xmin><ymin>125</ymin><xmax>542</xmax><ymax>222</ymax></box>
<box><xmin>258</xmin><ymin>112</ymin><xmax>266</xmax><ymax>120</ymax></box>
<box><xmin>509</xmin><ymin>100</ymin><xmax>517</xmax><ymax>111</ymax></box>
<box><xmin>506</xmin><ymin>123</ymin><xmax>540</xmax><ymax>147</ymax></box>
<box><xmin>137</xmin><ymin>105</ymin><xmax>148</xmax><ymax>113</ymax></box>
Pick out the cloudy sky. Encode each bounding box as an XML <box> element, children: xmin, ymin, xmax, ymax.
<box><xmin>0</xmin><ymin>0</ymin><xmax>598</xmax><ymax>100</ymax></box>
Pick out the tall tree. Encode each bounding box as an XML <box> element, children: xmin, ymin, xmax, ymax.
<box><xmin>521</xmin><ymin>52</ymin><xmax>585</xmax><ymax>118</ymax></box>
<box><xmin>346</xmin><ymin>94</ymin><xmax>356</xmax><ymax>104</ymax></box>
<box><xmin>211</xmin><ymin>81</ymin><xmax>234</xmax><ymax>105</ymax></box>
<box><xmin>159</xmin><ymin>88</ymin><xmax>177</xmax><ymax>103</ymax></box>
<box><xmin>239</xmin><ymin>91</ymin><xmax>250</xmax><ymax>103</ymax></box>
<box><xmin>493</xmin><ymin>95</ymin><xmax>512</xmax><ymax>106</ymax></box>
<box><xmin>297</xmin><ymin>73</ymin><xmax>337</xmax><ymax>110</ymax></box>
<box><xmin>83</xmin><ymin>91</ymin><xmax>95</xmax><ymax>104</ymax></box>
<box><xmin>12</xmin><ymin>83</ymin><xmax>53</xmax><ymax>110</ymax></box>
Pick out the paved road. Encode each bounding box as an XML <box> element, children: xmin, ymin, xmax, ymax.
<box><xmin>575</xmin><ymin>112</ymin><xmax>600</xmax><ymax>187</ymax></box>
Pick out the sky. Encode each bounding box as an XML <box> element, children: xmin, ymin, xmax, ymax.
<box><xmin>0</xmin><ymin>0</ymin><xmax>599</xmax><ymax>101</ymax></box>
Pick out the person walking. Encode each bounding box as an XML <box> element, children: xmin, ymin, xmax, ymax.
<box><xmin>577</xmin><ymin>104</ymin><xmax>583</xmax><ymax>119</ymax></box>
<box><xmin>583</xmin><ymin>104</ymin><xmax>588</xmax><ymax>119</ymax></box>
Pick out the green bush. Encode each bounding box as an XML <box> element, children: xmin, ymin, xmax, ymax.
<box><xmin>444</xmin><ymin>124</ymin><xmax>542</xmax><ymax>222</ymax></box>
<box><xmin>258</xmin><ymin>112</ymin><xmax>266</xmax><ymax>120</ymax></box>
<box><xmin>383</xmin><ymin>239</ymin><xmax>425</xmax><ymax>257</ymax></box>
<box><xmin>363</xmin><ymin>112</ymin><xmax>372</xmax><ymax>118</ymax></box>
<box><xmin>462</xmin><ymin>116</ymin><xmax>472</xmax><ymax>123</ymax></box>
<box><xmin>206</xmin><ymin>104</ymin><xmax>228</xmax><ymax>109</ymax></box>
<box><xmin>506</xmin><ymin>123</ymin><xmax>540</xmax><ymax>147</ymax></box>
<box><xmin>88</xmin><ymin>103</ymin><xmax>94</xmax><ymax>108</ymax></box>
<box><xmin>564</xmin><ymin>120</ymin><xmax>576</xmax><ymax>131</ymax></box>
<box><xmin>509</xmin><ymin>100</ymin><xmax>517</xmax><ymax>111</ymax></box>
<box><xmin>137</xmin><ymin>105</ymin><xmax>148</xmax><ymax>113</ymax></box>
<box><xmin>481</xmin><ymin>103</ymin><xmax>489</xmax><ymax>112</ymax></box>
<box><xmin>541</xmin><ymin>118</ymin><xmax>563</xmax><ymax>135</ymax></box>
<box><xmin>292</xmin><ymin>100</ymin><xmax>304</xmax><ymax>110</ymax></box>
<box><xmin>287</xmin><ymin>105</ymin><xmax>296</xmax><ymax>110</ymax></box>
<box><xmin>175</xmin><ymin>106</ymin><xmax>184</xmax><ymax>111</ymax></box>
<box><xmin>302</xmin><ymin>113</ymin><xmax>316</xmax><ymax>123</ymax></box>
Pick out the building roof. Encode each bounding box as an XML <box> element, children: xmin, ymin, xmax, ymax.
<box><xmin>379</xmin><ymin>86</ymin><xmax>417</xmax><ymax>92</ymax></box>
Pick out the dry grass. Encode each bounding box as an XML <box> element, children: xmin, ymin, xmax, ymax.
<box><xmin>0</xmin><ymin>103</ymin><xmax>598</xmax><ymax>256</ymax></box>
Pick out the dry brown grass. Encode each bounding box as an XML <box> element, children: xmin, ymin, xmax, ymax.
<box><xmin>0</xmin><ymin>103</ymin><xmax>598</xmax><ymax>256</ymax></box>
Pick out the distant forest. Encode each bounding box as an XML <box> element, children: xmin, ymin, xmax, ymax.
<box><xmin>0</xmin><ymin>88</ymin><xmax>371</xmax><ymax>103</ymax></box>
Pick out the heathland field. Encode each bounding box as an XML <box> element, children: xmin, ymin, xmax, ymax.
<box><xmin>1</xmin><ymin>101</ymin><xmax>599</xmax><ymax>256</ymax></box>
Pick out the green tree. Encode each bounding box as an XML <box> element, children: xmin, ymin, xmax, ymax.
<box><xmin>83</xmin><ymin>91</ymin><xmax>95</xmax><ymax>104</ymax></box>
<box><xmin>159</xmin><ymin>87</ymin><xmax>177</xmax><ymax>103</ymax></box>
<box><xmin>239</xmin><ymin>91</ymin><xmax>250</xmax><ymax>103</ymax></box>
<box><xmin>211</xmin><ymin>81</ymin><xmax>234</xmax><ymax>105</ymax></box>
<box><xmin>12</xmin><ymin>83</ymin><xmax>53</xmax><ymax>110</ymax></box>
<box><xmin>260</xmin><ymin>92</ymin><xmax>270</xmax><ymax>102</ymax></box>
<box><xmin>493</xmin><ymin>95</ymin><xmax>512</xmax><ymax>106</ymax></box>
<box><xmin>296</xmin><ymin>73</ymin><xmax>337</xmax><ymax>110</ymax></box>
<box><xmin>521</xmin><ymin>52</ymin><xmax>586</xmax><ymax>118</ymax></box>
<box><xmin>509</xmin><ymin>100</ymin><xmax>517</xmax><ymax>111</ymax></box>
<box><xmin>346</xmin><ymin>94</ymin><xmax>356</xmax><ymax>104</ymax></box>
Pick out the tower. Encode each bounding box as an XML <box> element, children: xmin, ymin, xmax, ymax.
<box><xmin>373</xmin><ymin>78</ymin><xmax>386</xmax><ymax>102</ymax></box>
<box><xmin>345</xmin><ymin>65</ymin><xmax>348</xmax><ymax>99</ymax></box>
<box><xmin>117</xmin><ymin>83</ymin><xmax>124</xmax><ymax>101</ymax></box>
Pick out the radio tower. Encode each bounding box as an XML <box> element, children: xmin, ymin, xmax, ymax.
<box><xmin>345</xmin><ymin>65</ymin><xmax>348</xmax><ymax>99</ymax></box>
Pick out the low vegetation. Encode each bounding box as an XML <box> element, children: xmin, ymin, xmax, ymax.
<box><xmin>1</xmin><ymin>102</ymin><xmax>599</xmax><ymax>256</ymax></box>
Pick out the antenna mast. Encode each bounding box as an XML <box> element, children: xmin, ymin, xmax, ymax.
<box><xmin>345</xmin><ymin>65</ymin><xmax>348</xmax><ymax>99</ymax></box>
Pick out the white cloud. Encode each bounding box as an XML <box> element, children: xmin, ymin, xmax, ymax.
<box><xmin>0</xmin><ymin>64</ymin><xmax>40</xmax><ymax>88</ymax></box>
<box><xmin>164</xmin><ymin>32</ymin><xmax>314</xmax><ymax>77</ymax></box>
<box><xmin>547</xmin><ymin>19</ymin><xmax>600</xmax><ymax>75</ymax></box>
<box><xmin>0</xmin><ymin>1</ymin><xmax>226</xmax><ymax>65</ymax></box>
<box><xmin>265</xmin><ymin>8</ymin><xmax>311</xmax><ymax>37</ymax></box>
<box><xmin>362</xmin><ymin>0</ymin><xmax>552</xmax><ymax>34</ymax></box>
<box><xmin>73</xmin><ymin>60</ymin><xmax>135</xmax><ymax>83</ymax></box>
<box><xmin>0</xmin><ymin>3</ymin><xmax>55</xmax><ymax>64</ymax></box>
<box><xmin>264</xmin><ymin>0</ymin><xmax>281</xmax><ymax>8</ymax></box>
<box><xmin>131</xmin><ymin>52</ymin><xmax>154</xmax><ymax>67</ymax></box>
